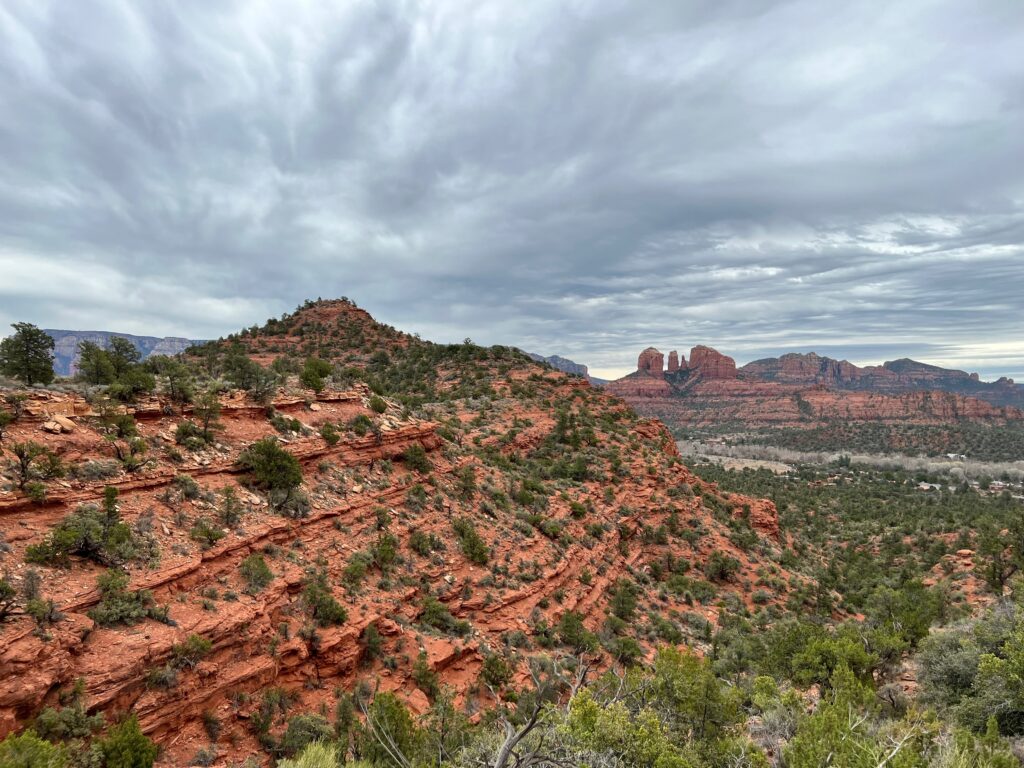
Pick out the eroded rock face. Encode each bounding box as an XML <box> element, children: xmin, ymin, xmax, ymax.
<box><xmin>0</xmin><ymin>300</ymin><xmax>793</xmax><ymax>767</ymax></box>
<box><xmin>688</xmin><ymin>346</ymin><xmax>737</xmax><ymax>380</ymax></box>
<box><xmin>638</xmin><ymin>347</ymin><xmax>665</xmax><ymax>377</ymax></box>
<box><xmin>667</xmin><ymin>351</ymin><xmax>681</xmax><ymax>373</ymax></box>
<box><xmin>741</xmin><ymin>352</ymin><xmax>862</xmax><ymax>385</ymax></box>
<box><xmin>609</xmin><ymin>343</ymin><xmax>1024</xmax><ymax>430</ymax></box>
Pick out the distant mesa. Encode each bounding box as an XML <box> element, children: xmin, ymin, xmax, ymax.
<box><xmin>44</xmin><ymin>329</ymin><xmax>206</xmax><ymax>377</ymax></box>
<box><xmin>527</xmin><ymin>352</ymin><xmax>608</xmax><ymax>385</ymax></box>
<box><xmin>606</xmin><ymin>344</ymin><xmax>1024</xmax><ymax>428</ymax></box>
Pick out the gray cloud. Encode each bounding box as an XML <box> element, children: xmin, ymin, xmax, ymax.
<box><xmin>1</xmin><ymin>0</ymin><xmax>1022</xmax><ymax>379</ymax></box>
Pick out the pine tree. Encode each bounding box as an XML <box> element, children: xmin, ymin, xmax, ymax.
<box><xmin>0</xmin><ymin>323</ymin><xmax>55</xmax><ymax>386</ymax></box>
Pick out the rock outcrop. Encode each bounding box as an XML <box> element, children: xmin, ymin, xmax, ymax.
<box><xmin>688</xmin><ymin>345</ymin><xmax>737</xmax><ymax>380</ymax></box>
<box><xmin>608</xmin><ymin>344</ymin><xmax>1024</xmax><ymax>435</ymax></box>
<box><xmin>637</xmin><ymin>347</ymin><xmax>665</xmax><ymax>376</ymax></box>
<box><xmin>738</xmin><ymin>353</ymin><xmax>1024</xmax><ymax>408</ymax></box>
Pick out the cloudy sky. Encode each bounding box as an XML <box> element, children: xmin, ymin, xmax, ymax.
<box><xmin>1</xmin><ymin>1</ymin><xmax>1022</xmax><ymax>379</ymax></box>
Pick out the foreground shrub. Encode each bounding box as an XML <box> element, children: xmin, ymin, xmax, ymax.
<box><xmin>303</xmin><ymin>574</ymin><xmax>347</xmax><ymax>627</ymax></box>
<box><xmin>88</xmin><ymin>570</ymin><xmax>171</xmax><ymax>628</ymax></box>
<box><xmin>25</xmin><ymin>490</ymin><xmax>150</xmax><ymax>568</ymax></box>
<box><xmin>452</xmin><ymin>517</ymin><xmax>489</xmax><ymax>565</ymax></box>
<box><xmin>240</xmin><ymin>554</ymin><xmax>274</xmax><ymax>593</ymax></box>
<box><xmin>95</xmin><ymin>715</ymin><xmax>158</xmax><ymax>768</ymax></box>
<box><xmin>0</xmin><ymin>730</ymin><xmax>68</xmax><ymax>767</ymax></box>
<box><xmin>238</xmin><ymin>438</ymin><xmax>302</xmax><ymax>493</ymax></box>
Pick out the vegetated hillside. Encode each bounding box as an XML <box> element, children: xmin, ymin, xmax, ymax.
<box><xmin>0</xmin><ymin>299</ymin><xmax>791</xmax><ymax>766</ymax></box>
<box><xmin>607</xmin><ymin>345</ymin><xmax>1024</xmax><ymax>460</ymax></box>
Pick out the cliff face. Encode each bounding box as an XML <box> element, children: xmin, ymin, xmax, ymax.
<box><xmin>44</xmin><ymin>330</ymin><xmax>203</xmax><ymax>377</ymax></box>
<box><xmin>608</xmin><ymin>346</ymin><xmax>1024</xmax><ymax>432</ymax></box>
<box><xmin>738</xmin><ymin>352</ymin><xmax>1023</xmax><ymax>408</ymax></box>
<box><xmin>1</xmin><ymin>301</ymin><xmax>791</xmax><ymax>766</ymax></box>
<box><xmin>688</xmin><ymin>346</ymin><xmax>737</xmax><ymax>380</ymax></box>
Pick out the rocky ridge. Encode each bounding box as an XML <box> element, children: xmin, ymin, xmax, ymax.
<box><xmin>1</xmin><ymin>300</ymin><xmax>793</xmax><ymax>766</ymax></box>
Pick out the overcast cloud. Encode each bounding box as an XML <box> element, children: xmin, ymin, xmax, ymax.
<box><xmin>1</xmin><ymin>0</ymin><xmax>1022</xmax><ymax>379</ymax></box>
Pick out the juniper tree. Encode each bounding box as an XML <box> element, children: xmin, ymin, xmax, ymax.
<box><xmin>0</xmin><ymin>322</ymin><xmax>54</xmax><ymax>386</ymax></box>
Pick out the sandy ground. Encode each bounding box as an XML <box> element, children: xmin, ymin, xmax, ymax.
<box><xmin>677</xmin><ymin>443</ymin><xmax>792</xmax><ymax>474</ymax></box>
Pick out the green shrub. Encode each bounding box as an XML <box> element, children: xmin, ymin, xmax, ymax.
<box><xmin>303</xmin><ymin>574</ymin><xmax>347</xmax><ymax>627</ymax></box>
<box><xmin>269</xmin><ymin>411</ymin><xmax>302</xmax><ymax>434</ymax></box>
<box><xmin>412</xmin><ymin>651</ymin><xmax>439</xmax><ymax>698</ymax></box>
<box><xmin>300</xmin><ymin>358</ymin><xmax>333</xmax><ymax>393</ymax></box>
<box><xmin>174</xmin><ymin>420</ymin><xmax>208</xmax><ymax>450</ymax></box>
<box><xmin>173</xmin><ymin>473</ymin><xmax>201</xmax><ymax>499</ymax></box>
<box><xmin>452</xmin><ymin>517</ymin><xmax>489</xmax><ymax>565</ymax></box>
<box><xmin>361</xmin><ymin>624</ymin><xmax>383</xmax><ymax>661</ymax></box>
<box><xmin>95</xmin><ymin>715</ymin><xmax>157</xmax><ymax>768</ymax></box>
<box><xmin>278</xmin><ymin>714</ymin><xmax>333</xmax><ymax>758</ymax></box>
<box><xmin>403</xmin><ymin>443</ymin><xmax>433</xmax><ymax>474</ymax></box>
<box><xmin>24</xmin><ymin>482</ymin><xmax>47</xmax><ymax>505</ymax></box>
<box><xmin>276</xmin><ymin>741</ymin><xmax>341</xmax><ymax>768</ymax></box>
<box><xmin>319</xmin><ymin>422</ymin><xmax>340</xmax><ymax>446</ymax></box>
<box><xmin>704</xmin><ymin>551</ymin><xmax>741</xmax><ymax>583</ymax></box>
<box><xmin>349</xmin><ymin>414</ymin><xmax>373</xmax><ymax>436</ymax></box>
<box><xmin>0</xmin><ymin>730</ymin><xmax>68</xmax><ymax>767</ymax></box>
<box><xmin>343</xmin><ymin>551</ymin><xmax>373</xmax><ymax>589</ymax></box>
<box><xmin>240</xmin><ymin>554</ymin><xmax>274</xmax><ymax>593</ymax></box>
<box><xmin>419</xmin><ymin>596</ymin><xmax>470</xmax><ymax>636</ymax></box>
<box><xmin>171</xmin><ymin>634</ymin><xmax>212</xmax><ymax>669</ymax></box>
<box><xmin>480</xmin><ymin>653</ymin><xmax>513</xmax><ymax>690</ymax></box>
<box><xmin>368</xmin><ymin>395</ymin><xmax>388</xmax><ymax>414</ymax></box>
<box><xmin>190</xmin><ymin>518</ymin><xmax>225</xmax><ymax>548</ymax></box>
<box><xmin>218</xmin><ymin>486</ymin><xmax>244</xmax><ymax>527</ymax></box>
<box><xmin>88</xmin><ymin>570</ymin><xmax>169</xmax><ymax>628</ymax></box>
<box><xmin>69</xmin><ymin>459</ymin><xmax>120</xmax><ymax>482</ymax></box>
<box><xmin>33</xmin><ymin>684</ymin><xmax>105</xmax><ymax>742</ymax></box>
<box><xmin>558</xmin><ymin>611</ymin><xmax>598</xmax><ymax>653</ymax></box>
<box><xmin>358</xmin><ymin>693</ymin><xmax>417</xmax><ymax>768</ymax></box>
<box><xmin>238</xmin><ymin>438</ymin><xmax>302</xmax><ymax>493</ymax></box>
<box><xmin>409</xmin><ymin>530</ymin><xmax>443</xmax><ymax>556</ymax></box>
<box><xmin>25</xmin><ymin>492</ymin><xmax>148</xmax><ymax>568</ymax></box>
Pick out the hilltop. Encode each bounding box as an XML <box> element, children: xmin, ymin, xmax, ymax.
<box><xmin>0</xmin><ymin>299</ymin><xmax>789</xmax><ymax>766</ymax></box>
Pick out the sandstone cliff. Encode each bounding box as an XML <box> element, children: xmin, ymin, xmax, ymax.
<box><xmin>1</xmin><ymin>301</ymin><xmax>792</xmax><ymax>766</ymax></box>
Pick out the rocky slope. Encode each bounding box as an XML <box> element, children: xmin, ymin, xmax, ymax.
<box><xmin>1</xmin><ymin>300</ymin><xmax>795</xmax><ymax>766</ymax></box>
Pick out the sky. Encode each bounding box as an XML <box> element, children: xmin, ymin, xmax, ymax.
<box><xmin>1</xmin><ymin>1</ymin><xmax>1022</xmax><ymax>381</ymax></box>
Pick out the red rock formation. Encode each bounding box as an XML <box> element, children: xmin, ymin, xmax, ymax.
<box><xmin>0</xmin><ymin>301</ymin><xmax>796</xmax><ymax>767</ymax></box>
<box><xmin>667</xmin><ymin>350</ymin><xmax>680</xmax><ymax>373</ymax></box>
<box><xmin>689</xmin><ymin>345</ymin><xmax>737</xmax><ymax>380</ymax></box>
<box><xmin>638</xmin><ymin>347</ymin><xmax>665</xmax><ymax>377</ymax></box>
<box><xmin>740</xmin><ymin>352</ymin><xmax>863</xmax><ymax>385</ymax></box>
